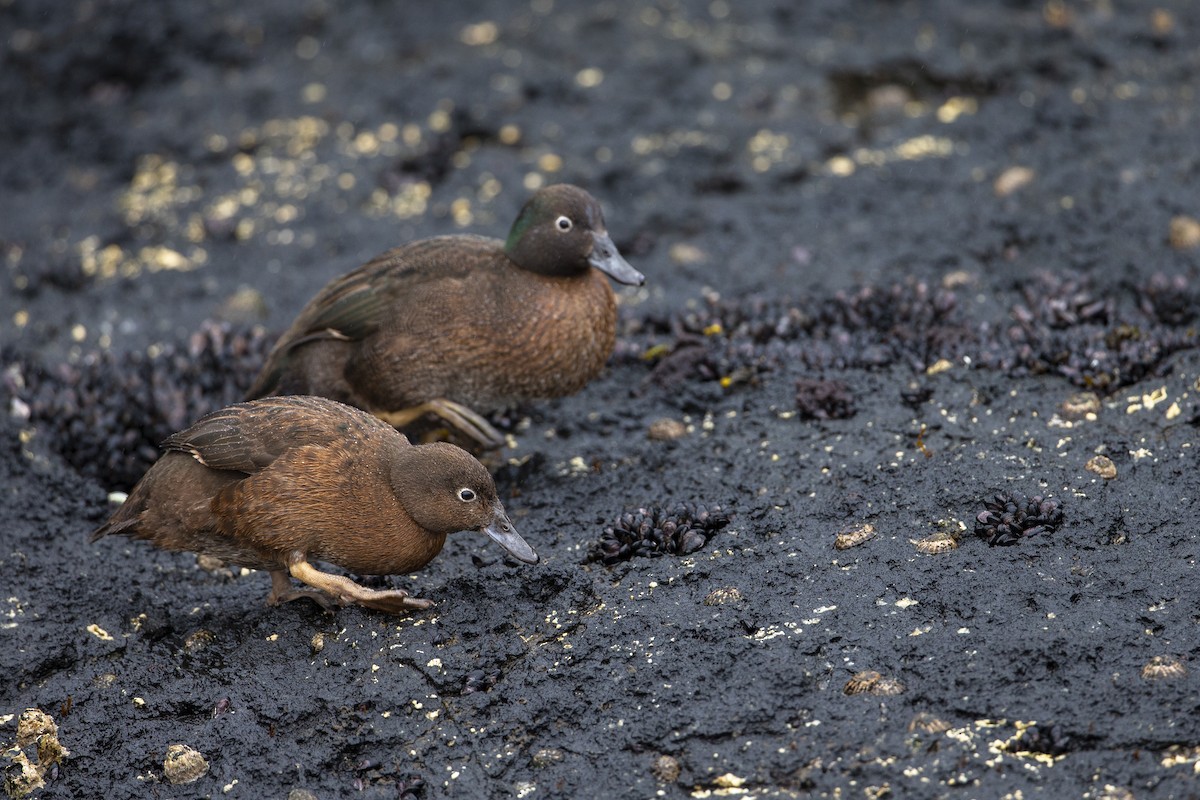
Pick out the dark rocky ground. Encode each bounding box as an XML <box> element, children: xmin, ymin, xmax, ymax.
<box><xmin>3</xmin><ymin>1</ymin><xmax>1200</xmax><ymax>797</ymax></box>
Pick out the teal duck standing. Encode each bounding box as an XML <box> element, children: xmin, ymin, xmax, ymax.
<box><xmin>91</xmin><ymin>395</ymin><xmax>538</xmax><ymax>615</ymax></box>
<box><xmin>245</xmin><ymin>184</ymin><xmax>645</xmax><ymax>447</ymax></box>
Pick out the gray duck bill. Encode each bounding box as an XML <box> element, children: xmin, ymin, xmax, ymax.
<box><xmin>483</xmin><ymin>508</ymin><xmax>539</xmax><ymax>564</ymax></box>
<box><xmin>589</xmin><ymin>231</ymin><xmax>644</xmax><ymax>285</ymax></box>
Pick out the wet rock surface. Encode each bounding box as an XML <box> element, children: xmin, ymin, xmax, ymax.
<box><xmin>3</xmin><ymin>1</ymin><xmax>1199</xmax><ymax>797</ymax></box>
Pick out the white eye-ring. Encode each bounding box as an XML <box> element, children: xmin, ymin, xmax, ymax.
<box><xmin>457</xmin><ymin>488</ymin><xmax>476</xmax><ymax>502</ymax></box>
<box><xmin>555</xmin><ymin>215</ymin><xmax>573</xmax><ymax>232</ymax></box>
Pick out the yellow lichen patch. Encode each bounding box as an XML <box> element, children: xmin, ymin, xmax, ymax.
<box><xmin>713</xmin><ymin>773</ymin><xmax>745</xmax><ymax>788</ymax></box>
<box><xmin>367</xmin><ymin>181</ymin><xmax>432</xmax><ymax>220</ymax></box>
<box><xmin>1168</xmin><ymin>215</ymin><xmax>1200</xmax><ymax>251</ymax></box>
<box><xmin>936</xmin><ymin>96</ymin><xmax>978</xmax><ymax>123</ymax></box>
<box><xmin>120</xmin><ymin>154</ymin><xmax>196</xmax><ymax>227</ymax></box>
<box><xmin>575</xmin><ymin>67</ymin><xmax>604</xmax><ymax>88</ymax></box>
<box><xmin>1160</xmin><ymin>744</ymin><xmax>1200</xmax><ymax>772</ymax></box>
<box><xmin>828</xmin><ymin>155</ymin><xmax>856</xmax><ymax>176</ymax></box>
<box><xmin>894</xmin><ymin>135</ymin><xmax>955</xmax><ymax>161</ymax></box>
<box><xmin>669</xmin><ymin>242</ymin><xmax>708</xmax><ymax>265</ymax></box>
<box><xmin>641</xmin><ymin>343</ymin><xmax>671</xmax><ymax>361</ymax></box>
<box><xmin>748</xmin><ymin>128</ymin><xmax>790</xmax><ymax>172</ymax></box>
<box><xmin>86</xmin><ymin>624</ymin><xmax>113</xmax><ymax>641</ymax></box>
<box><xmin>460</xmin><ymin>21</ymin><xmax>499</xmax><ymax>46</ymax></box>
<box><xmin>994</xmin><ymin>166</ymin><xmax>1035</xmax><ymax>197</ymax></box>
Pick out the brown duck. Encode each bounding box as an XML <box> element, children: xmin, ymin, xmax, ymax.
<box><xmin>91</xmin><ymin>395</ymin><xmax>538</xmax><ymax>615</ymax></box>
<box><xmin>244</xmin><ymin>184</ymin><xmax>645</xmax><ymax>447</ymax></box>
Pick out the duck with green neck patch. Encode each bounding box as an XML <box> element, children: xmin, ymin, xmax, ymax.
<box><xmin>246</xmin><ymin>184</ymin><xmax>644</xmax><ymax>447</ymax></box>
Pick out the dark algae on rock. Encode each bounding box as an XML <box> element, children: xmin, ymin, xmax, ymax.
<box><xmin>4</xmin><ymin>2</ymin><xmax>1200</xmax><ymax>798</ymax></box>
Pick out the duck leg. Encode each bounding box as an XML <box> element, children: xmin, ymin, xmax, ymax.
<box><xmin>373</xmin><ymin>399</ymin><xmax>504</xmax><ymax>449</ymax></box>
<box><xmin>280</xmin><ymin>551</ymin><xmax>435</xmax><ymax>615</ymax></box>
<box><xmin>268</xmin><ymin>569</ymin><xmax>341</xmax><ymax>612</ymax></box>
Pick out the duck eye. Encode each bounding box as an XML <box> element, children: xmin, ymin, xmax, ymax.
<box><xmin>457</xmin><ymin>488</ymin><xmax>476</xmax><ymax>502</ymax></box>
<box><xmin>555</xmin><ymin>215</ymin><xmax>573</xmax><ymax>232</ymax></box>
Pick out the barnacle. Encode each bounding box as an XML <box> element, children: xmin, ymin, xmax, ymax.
<box><xmin>5</xmin><ymin>708</ymin><xmax>69</xmax><ymax>797</ymax></box>
<box><xmin>1060</xmin><ymin>392</ymin><xmax>1101</xmax><ymax>419</ymax></box>
<box><xmin>15</xmin><ymin>710</ymin><xmax>57</xmax><ymax>749</ymax></box>
<box><xmin>973</xmin><ymin>492</ymin><xmax>1063</xmax><ymax>546</ymax></box>
<box><xmin>1085</xmin><ymin>455</ymin><xmax>1117</xmax><ymax>480</ymax></box>
<box><xmin>163</xmin><ymin>744</ymin><xmax>209</xmax><ymax>785</ymax></box>
<box><xmin>908</xmin><ymin>712</ymin><xmax>951</xmax><ymax>734</ymax></box>
<box><xmin>911</xmin><ymin>532</ymin><xmax>958</xmax><ymax>554</ymax></box>
<box><xmin>650</xmin><ymin>754</ymin><xmax>681</xmax><ymax>783</ymax></box>
<box><xmin>703</xmin><ymin>587</ymin><xmax>744</xmax><ymax>606</ymax></box>
<box><xmin>834</xmin><ymin>523</ymin><xmax>876</xmax><ymax>550</ymax></box>
<box><xmin>593</xmin><ymin>503</ymin><xmax>731</xmax><ymax>564</ymax></box>
<box><xmin>870</xmin><ymin>676</ymin><xmax>905</xmax><ymax>696</ymax></box>
<box><xmin>1141</xmin><ymin>655</ymin><xmax>1187</xmax><ymax>680</ymax></box>
<box><xmin>843</xmin><ymin>670</ymin><xmax>904</xmax><ymax>696</ymax></box>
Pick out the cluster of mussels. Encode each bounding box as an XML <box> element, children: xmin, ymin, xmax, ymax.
<box><xmin>619</xmin><ymin>270</ymin><xmax>1199</xmax><ymax>403</ymax></box>
<box><xmin>975</xmin><ymin>270</ymin><xmax>1197</xmax><ymax>391</ymax></box>
<box><xmin>593</xmin><ymin>502</ymin><xmax>731</xmax><ymax>564</ymax></box>
<box><xmin>5</xmin><ymin>321</ymin><xmax>271</xmax><ymax>490</ymax></box>
<box><xmin>793</xmin><ymin>377</ymin><xmax>856</xmax><ymax>420</ymax></box>
<box><xmin>974</xmin><ymin>492</ymin><xmax>1064</xmax><ymax>546</ymax></box>
<box><xmin>348</xmin><ymin>758</ymin><xmax>425</xmax><ymax>799</ymax></box>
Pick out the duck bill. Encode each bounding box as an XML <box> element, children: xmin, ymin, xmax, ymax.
<box><xmin>484</xmin><ymin>505</ymin><xmax>539</xmax><ymax>564</ymax></box>
<box><xmin>589</xmin><ymin>231</ymin><xmax>645</xmax><ymax>286</ymax></box>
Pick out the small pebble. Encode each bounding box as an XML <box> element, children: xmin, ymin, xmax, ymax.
<box><xmin>647</xmin><ymin>418</ymin><xmax>687</xmax><ymax>441</ymax></box>
<box><xmin>994</xmin><ymin>166</ymin><xmax>1035</xmax><ymax>197</ymax></box>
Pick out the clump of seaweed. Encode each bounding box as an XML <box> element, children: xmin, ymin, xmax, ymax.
<box><xmin>5</xmin><ymin>320</ymin><xmax>271</xmax><ymax>490</ymax></box>
<box><xmin>594</xmin><ymin>502</ymin><xmax>731</xmax><ymax>564</ymax></box>
<box><xmin>625</xmin><ymin>269</ymin><xmax>1199</xmax><ymax>408</ymax></box>
<box><xmin>981</xmin><ymin>270</ymin><xmax>1196</xmax><ymax>390</ymax></box>
<box><xmin>1138</xmin><ymin>272</ymin><xmax>1197</xmax><ymax>326</ymax></box>
<box><xmin>794</xmin><ymin>377</ymin><xmax>856</xmax><ymax>420</ymax></box>
<box><xmin>974</xmin><ymin>492</ymin><xmax>1064</xmax><ymax>546</ymax></box>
